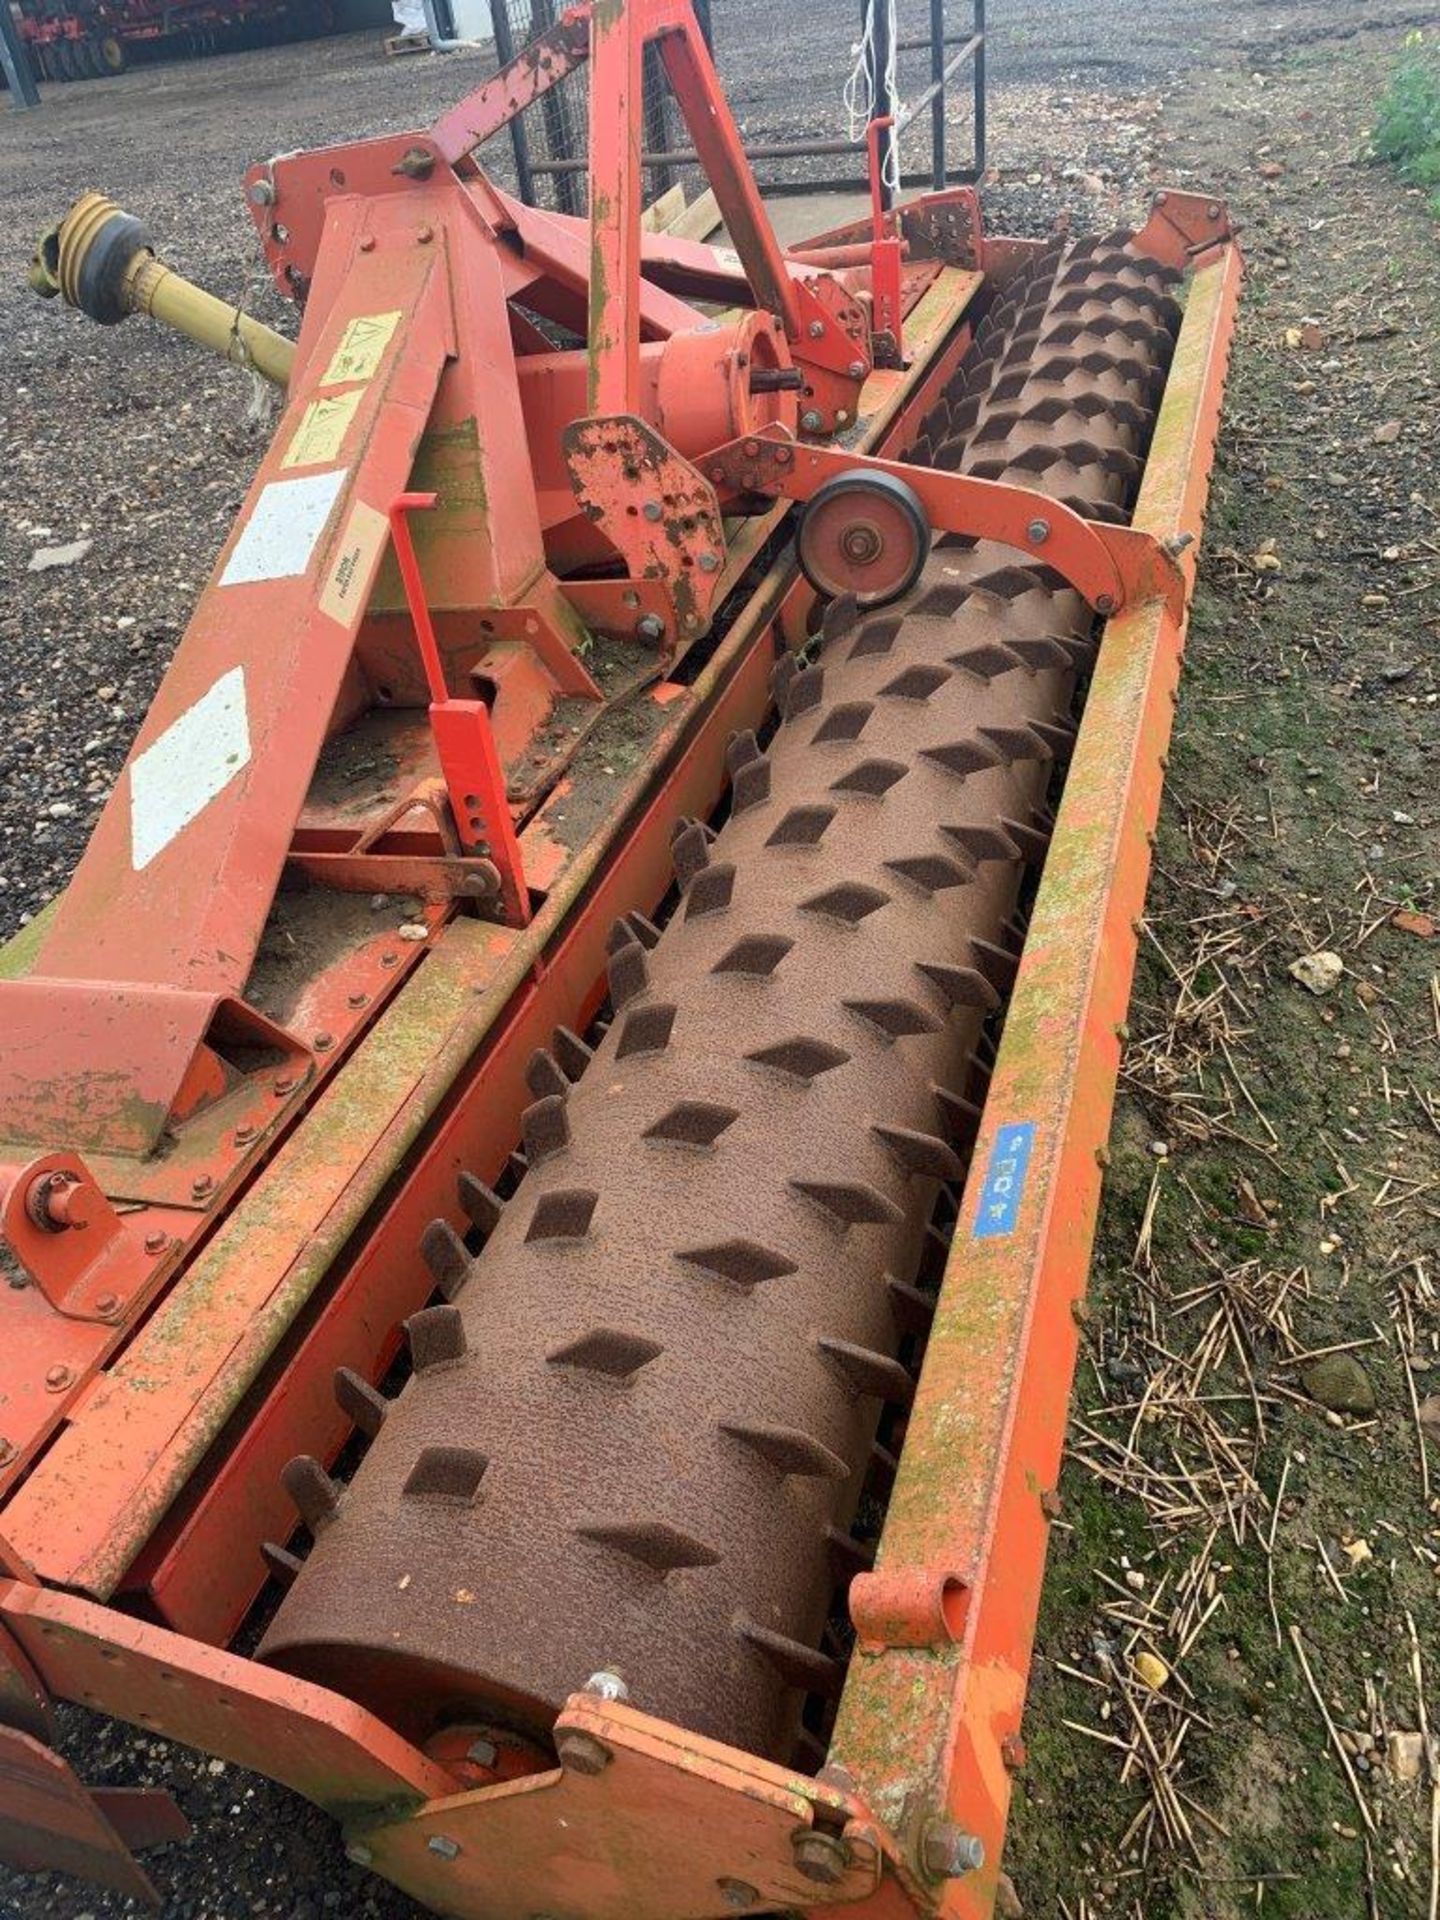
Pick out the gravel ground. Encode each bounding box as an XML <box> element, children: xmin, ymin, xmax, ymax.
<box><xmin>1</xmin><ymin>1</ymin><xmax>1436</xmax><ymax>1915</ymax></box>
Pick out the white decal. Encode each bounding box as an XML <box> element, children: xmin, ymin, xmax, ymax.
<box><xmin>218</xmin><ymin>470</ymin><xmax>347</xmax><ymax>587</ymax></box>
<box><xmin>130</xmin><ymin>666</ymin><xmax>251</xmax><ymax>871</ymax></box>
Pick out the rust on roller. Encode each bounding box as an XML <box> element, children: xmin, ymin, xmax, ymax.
<box><xmin>259</xmin><ymin>231</ymin><xmax>1182</xmax><ymax>1762</ymax></box>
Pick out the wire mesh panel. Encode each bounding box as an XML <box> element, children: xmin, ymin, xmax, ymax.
<box><xmin>492</xmin><ymin>0</ymin><xmax>681</xmax><ymax>214</ymax></box>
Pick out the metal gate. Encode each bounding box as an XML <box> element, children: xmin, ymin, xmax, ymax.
<box><xmin>491</xmin><ymin>0</ymin><xmax>984</xmax><ymax>214</ymax></box>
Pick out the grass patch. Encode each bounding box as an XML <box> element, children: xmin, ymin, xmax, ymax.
<box><xmin>1372</xmin><ymin>32</ymin><xmax>1440</xmax><ymax>212</ymax></box>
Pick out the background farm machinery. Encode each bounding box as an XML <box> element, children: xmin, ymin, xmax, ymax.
<box><xmin>1</xmin><ymin>1</ymin><xmax>1239</xmax><ymax>1914</ymax></box>
<box><xmin>13</xmin><ymin>0</ymin><xmax>332</xmax><ymax>81</ymax></box>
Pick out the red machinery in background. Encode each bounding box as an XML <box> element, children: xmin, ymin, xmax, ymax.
<box><xmin>16</xmin><ymin>0</ymin><xmax>332</xmax><ymax>80</ymax></box>
<box><xmin>3</xmin><ymin>0</ymin><xmax>1239</xmax><ymax>1913</ymax></box>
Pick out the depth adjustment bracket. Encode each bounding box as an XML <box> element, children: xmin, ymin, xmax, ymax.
<box><xmin>705</xmin><ymin>427</ymin><xmax>1189</xmax><ymax>621</ymax></box>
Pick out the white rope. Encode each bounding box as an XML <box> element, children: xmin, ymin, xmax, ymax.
<box><xmin>842</xmin><ymin>0</ymin><xmax>903</xmax><ymax>197</ymax></box>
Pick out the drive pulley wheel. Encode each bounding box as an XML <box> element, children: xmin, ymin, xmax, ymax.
<box><xmin>796</xmin><ymin>468</ymin><xmax>931</xmax><ymax>610</ymax></box>
<box><xmin>98</xmin><ymin>34</ymin><xmax>127</xmax><ymax>71</ymax></box>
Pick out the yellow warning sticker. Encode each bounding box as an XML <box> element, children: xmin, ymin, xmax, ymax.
<box><xmin>318</xmin><ymin>500</ymin><xmax>390</xmax><ymax>629</ymax></box>
<box><xmin>321</xmin><ymin>310</ymin><xmax>402</xmax><ymax>387</ymax></box>
<box><xmin>281</xmin><ymin>388</ymin><xmax>363</xmax><ymax>470</ymax></box>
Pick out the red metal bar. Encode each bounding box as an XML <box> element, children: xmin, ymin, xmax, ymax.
<box><xmin>429</xmin><ymin>10</ymin><xmax>591</xmax><ymax>166</ymax></box>
<box><xmin>389</xmin><ymin>493</ymin><xmax>532</xmax><ymax>928</ymax></box>
<box><xmin>654</xmin><ymin>7</ymin><xmax>802</xmax><ymax>337</ymax></box>
<box><xmin>585</xmin><ymin>0</ymin><xmax>643</xmax><ymax>416</ymax></box>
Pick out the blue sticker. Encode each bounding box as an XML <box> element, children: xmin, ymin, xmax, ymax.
<box><xmin>971</xmin><ymin>1122</ymin><xmax>1036</xmax><ymax>1240</ymax></box>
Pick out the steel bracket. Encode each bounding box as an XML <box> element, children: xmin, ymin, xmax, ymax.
<box><xmin>563</xmin><ymin>415</ymin><xmax>727</xmax><ymax>649</ymax></box>
<box><xmin>705</xmin><ymin>427</ymin><xmax>1189</xmax><ymax>620</ymax></box>
<box><xmin>0</xmin><ymin>1151</ymin><xmax>151</xmax><ymax>1324</ymax></box>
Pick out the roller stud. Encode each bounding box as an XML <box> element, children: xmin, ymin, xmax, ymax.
<box><xmin>333</xmin><ymin>1366</ymin><xmax>388</xmax><ymax>1440</ymax></box>
<box><xmin>420</xmin><ymin>1219</ymin><xmax>471</xmax><ymax>1300</ymax></box>
<box><xmin>720</xmin><ymin>1422</ymin><xmax>848</xmax><ymax>1480</ymax></box>
<box><xmin>524</xmin><ymin>1049</ymin><xmax>570</xmax><ymax>1102</ymax></box>
<box><xmin>607</xmin><ymin>941</ymin><xmax>649</xmax><ymax>1011</ymax></box>
<box><xmin>552</xmin><ymin>1027</ymin><xmax>595</xmax><ymax>1081</ymax></box>
<box><xmin>577</xmin><ymin>1520</ymin><xmax>722</xmax><ymax>1573</ymax></box>
<box><xmin>816</xmin><ymin>1338</ymin><xmax>914</xmax><ymax>1404</ymax></box>
<box><xmin>457</xmin><ymin>1171</ymin><xmax>505</xmax><ymax>1237</ymax></box>
<box><xmin>521</xmin><ymin>1093</ymin><xmax>571</xmax><ymax>1164</ymax></box>
<box><xmin>281</xmin><ymin>1456</ymin><xmax>341</xmax><ymax>1534</ymax></box>
<box><xmin>405</xmin><ymin>1303</ymin><xmax>467</xmax><ymax>1372</ymax></box>
<box><xmin>547</xmin><ymin>1328</ymin><xmax>662</xmax><ymax>1377</ymax></box>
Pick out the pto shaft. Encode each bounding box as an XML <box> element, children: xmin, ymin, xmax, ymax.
<box><xmin>29</xmin><ymin>191</ymin><xmax>295</xmax><ymax>389</ymax></box>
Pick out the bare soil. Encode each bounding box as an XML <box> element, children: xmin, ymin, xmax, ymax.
<box><xmin>1</xmin><ymin>1</ymin><xmax>1437</xmax><ymax>1916</ymax></box>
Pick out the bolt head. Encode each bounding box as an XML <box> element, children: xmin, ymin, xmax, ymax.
<box><xmin>636</xmin><ymin>614</ymin><xmax>666</xmax><ymax>643</ymax></box>
<box><xmin>807</xmin><ymin>319</ymin><xmax>825</xmax><ymax>339</ymax></box>
<box><xmin>313</xmin><ymin>1031</ymin><xmax>335</xmax><ymax>1053</ymax></box>
<box><xmin>345</xmin><ymin>1842</ymin><xmax>373</xmax><ymax>1867</ymax></box>
<box><xmin>465</xmin><ymin>1736</ymin><xmax>499</xmax><ymax>1767</ymax></box>
<box><xmin>920</xmin><ymin>1820</ymin><xmax>985</xmax><ymax>1878</ymax></box>
<box><xmin>583</xmin><ymin>1668</ymin><xmax>630</xmax><ymax>1703</ymax></box>
<box><xmin>1027</xmin><ymin>517</ymin><xmax>1050</xmax><ymax>544</ymax></box>
<box><xmin>1207</xmin><ymin>201</ymin><xmax>1221</xmax><ymax>219</ymax></box>
<box><xmin>847</xmin><ymin>359</ymin><xmax>866</xmax><ymax>380</ymax></box>
<box><xmin>641</xmin><ymin>501</ymin><xmax>663</xmax><ymax>522</ymax></box>
<box><xmin>556</xmin><ymin>1728</ymin><xmax>612</xmax><ymax>1776</ymax></box>
<box><xmin>800</xmin><ymin>410</ymin><xmax>824</xmax><ymax>434</ymax></box>
<box><xmin>1095</xmin><ymin>592</ymin><xmax>1116</xmax><ymax>615</ymax></box>
<box><xmin>426</xmin><ymin>1833</ymin><xmax>461</xmax><ymax>1860</ymax></box>
<box><xmin>247</xmin><ymin>179</ymin><xmax>275</xmax><ymax>207</ymax></box>
<box><xmin>717</xmin><ymin>1877</ymin><xmax>760</xmax><ymax>1909</ymax></box>
<box><xmin>191</xmin><ymin>1174</ymin><xmax>214</xmax><ymax>1199</ymax></box>
<box><xmin>45</xmin><ymin>1364</ymin><xmax>72</xmax><ymax>1391</ymax></box>
<box><xmin>697</xmin><ymin>551</ymin><xmax>721</xmax><ymax>573</ymax></box>
<box><xmin>95</xmin><ymin>1292</ymin><xmax>120</xmax><ymax>1319</ymax></box>
<box><xmin>145</xmin><ymin>1230</ymin><xmax>168</xmax><ymax>1255</ymax></box>
<box><xmin>791</xmin><ymin>1829</ymin><xmax>848</xmax><ymax>1886</ymax></box>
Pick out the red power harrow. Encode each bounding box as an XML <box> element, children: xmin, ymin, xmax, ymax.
<box><xmin>1</xmin><ymin>3</ymin><xmax>1240</xmax><ymax>1913</ymax></box>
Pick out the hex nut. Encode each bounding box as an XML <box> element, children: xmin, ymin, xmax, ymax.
<box><xmin>791</xmin><ymin>1829</ymin><xmax>849</xmax><ymax>1885</ymax></box>
<box><xmin>920</xmin><ymin>1820</ymin><xmax>985</xmax><ymax>1878</ymax></box>
<box><xmin>556</xmin><ymin>1729</ymin><xmax>612</xmax><ymax>1776</ymax></box>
